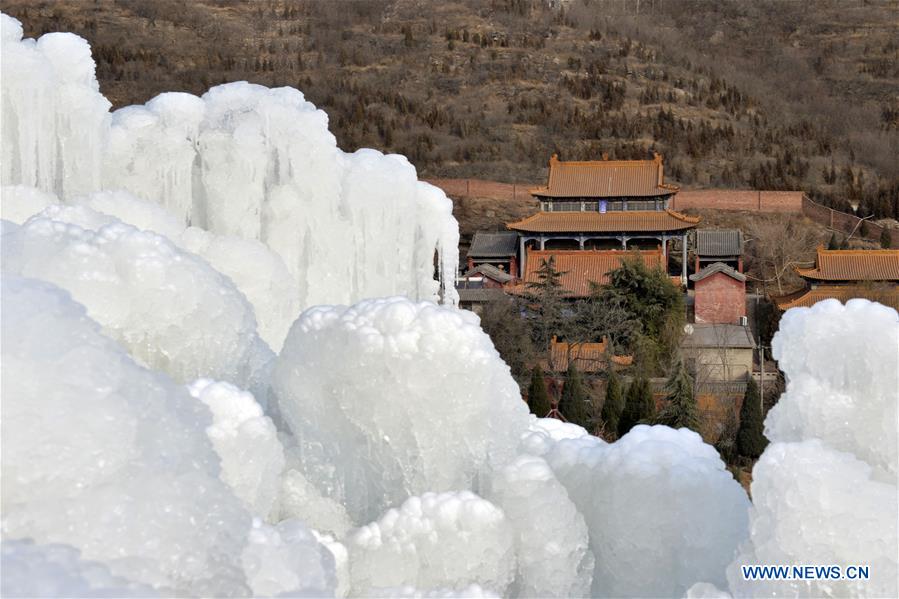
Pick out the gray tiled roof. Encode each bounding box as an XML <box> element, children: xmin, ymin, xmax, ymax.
<box><xmin>468</xmin><ymin>231</ymin><xmax>519</xmax><ymax>258</ymax></box>
<box><xmin>457</xmin><ymin>287</ymin><xmax>506</xmax><ymax>303</ymax></box>
<box><xmin>689</xmin><ymin>261</ymin><xmax>746</xmax><ymax>283</ymax></box>
<box><xmin>695</xmin><ymin>229</ymin><xmax>743</xmax><ymax>257</ymax></box>
<box><xmin>463</xmin><ymin>264</ymin><xmax>514</xmax><ymax>283</ymax></box>
<box><xmin>682</xmin><ymin>324</ymin><xmax>756</xmax><ymax>349</ymax></box>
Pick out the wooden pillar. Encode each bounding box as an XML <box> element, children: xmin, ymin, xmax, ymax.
<box><xmin>681</xmin><ymin>233</ymin><xmax>688</xmax><ymax>284</ymax></box>
<box><xmin>519</xmin><ymin>237</ymin><xmax>527</xmax><ymax>278</ymax></box>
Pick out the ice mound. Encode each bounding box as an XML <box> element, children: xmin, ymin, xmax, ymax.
<box><xmin>240</xmin><ymin>518</ymin><xmax>341</xmax><ymax>597</ymax></box>
<box><xmin>546</xmin><ymin>425</ymin><xmax>750</xmax><ymax>598</ymax></box>
<box><xmin>766</xmin><ymin>299</ymin><xmax>898</xmax><ymax>478</ymax></box>
<box><xmin>725</xmin><ymin>300</ymin><xmax>899</xmax><ymax>598</ymax></box>
<box><xmin>488</xmin><ymin>455</ymin><xmax>594</xmax><ymax>597</ymax></box>
<box><xmin>1</xmin><ymin>275</ymin><xmax>340</xmax><ymax>596</ymax></box>
<box><xmin>727</xmin><ymin>441</ymin><xmax>897</xmax><ymax>598</ymax></box>
<box><xmin>2</xmin><ymin>15</ymin><xmax>459</xmax><ymax>309</ymax></box>
<box><xmin>346</xmin><ymin>491</ymin><xmax>515</xmax><ymax>595</ymax></box>
<box><xmin>20</xmin><ymin>191</ymin><xmax>299</xmax><ymax>350</ymax></box>
<box><xmin>1</xmin><ymin>216</ymin><xmax>271</xmax><ymax>389</ymax></box>
<box><xmin>274</xmin><ymin>297</ymin><xmax>531</xmax><ymax>523</ymax></box>
<box><xmin>188</xmin><ymin>379</ymin><xmax>285</xmax><ymax>517</ymax></box>
<box><xmin>1</xmin><ymin>539</ymin><xmax>158</xmax><ymax>598</ymax></box>
<box><xmin>0</xmin><ymin>184</ymin><xmax>59</xmax><ymax>224</ymax></box>
<box><xmin>1</xmin><ymin>276</ymin><xmax>249</xmax><ymax>593</ymax></box>
<box><xmin>518</xmin><ymin>416</ymin><xmax>592</xmax><ymax>458</ymax></box>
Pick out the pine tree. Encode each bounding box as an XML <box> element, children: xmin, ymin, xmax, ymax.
<box><xmin>527</xmin><ymin>366</ymin><xmax>552</xmax><ymax>418</ymax></box>
<box><xmin>655</xmin><ymin>352</ymin><xmax>700</xmax><ymax>431</ymax></box>
<box><xmin>618</xmin><ymin>376</ymin><xmax>654</xmax><ymax>436</ymax></box>
<box><xmin>827</xmin><ymin>232</ymin><xmax>840</xmax><ymax>250</ymax></box>
<box><xmin>600</xmin><ymin>368</ymin><xmax>625</xmax><ymax>436</ymax></box>
<box><xmin>522</xmin><ymin>256</ymin><xmax>568</xmax><ymax>350</ymax></box>
<box><xmin>559</xmin><ymin>362</ymin><xmax>590</xmax><ymax>427</ymax></box>
<box><xmin>881</xmin><ymin>227</ymin><xmax>892</xmax><ymax>249</ymax></box>
<box><xmin>737</xmin><ymin>378</ymin><xmax>768</xmax><ymax>459</ymax></box>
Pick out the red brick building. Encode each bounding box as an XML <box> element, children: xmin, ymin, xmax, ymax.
<box><xmin>690</xmin><ymin>262</ymin><xmax>747</xmax><ymax>324</ymax></box>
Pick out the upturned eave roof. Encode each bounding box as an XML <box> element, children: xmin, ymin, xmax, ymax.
<box><xmin>507</xmin><ymin>209</ymin><xmax>699</xmax><ymax>234</ymax></box>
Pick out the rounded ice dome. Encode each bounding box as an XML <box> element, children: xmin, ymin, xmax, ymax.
<box><xmin>273</xmin><ymin>297</ymin><xmax>531</xmax><ymax>524</ymax></box>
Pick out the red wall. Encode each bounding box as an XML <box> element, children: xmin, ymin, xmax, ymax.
<box><xmin>694</xmin><ymin>272</ymin><xmax>746</xmax><ymax>324</ymax></box>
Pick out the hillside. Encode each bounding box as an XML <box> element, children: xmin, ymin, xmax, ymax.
<box><xmin>4</xmin><ymin>0</ymin><xmax>897</xmax><ymax>220</ymax></box>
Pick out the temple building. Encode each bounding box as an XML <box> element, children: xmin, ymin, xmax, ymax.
<box><xmin>694</xmin><ymin>229</ymin><xmax>743</xmax><ymax>273</ymax></box>
<box><xmin>774</xmin><ymin>247</ymin><xmax>899</xmax><ymax>311</ymax></box>
<box><xmin>465</xmin><ymin>230</ymin><xmax>519</xmax><ymax>274</ymax></box>
<box><xmin>520</xmin><ymin>248</ymin><xmax>667</xmax><ymax>298</ymax></box>
<box><xmin>508</xmin><ymin>153</ymin><xmax>699</xmax><ymax>285</ymax></box>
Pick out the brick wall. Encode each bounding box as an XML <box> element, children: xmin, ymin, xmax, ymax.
<box><xmin>694</xmin><ymin>272</ymin><xmax>746</xmax><ymax>324</ymax></box>
<box><xmin>670</xmin><ymin>190</ymin><xmax>803</xmax><ymax>213</ymax></box>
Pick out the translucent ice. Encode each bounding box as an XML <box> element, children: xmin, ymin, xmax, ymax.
<box><xmin>273</xmin><ymin>297</ymin><xmax>531</xmax><ymax>524</ymax></box>
<box><xmin>0</xmin><ymin>184</ymin><xmax>59</xmax><ymax>224</ymax></box>
<box><xmin>188</xmin><ymin>379</ymin><xmax>285</xmax><ymax>517</ymax></box>
<box><xmin>725</xmin><ymin>300</ymin><xmax>899</xmax><ymax>598</ymax></box>
<box><xmin>545</xmin><ymin>425</ymin><xmax>750</xmax><ymax>598</ymax></box>
<box><xmin>1</xmin><ymin>216</ymin><xmax>272</xmax><ymax>389</ymax></box>
<box><xmin>1</xmin><ymin>539</ymin><xmax>158</xmax><ymax>598</ymax></box>
<box><xmin>488</xmin><ymin>455</ymin><xmax>594</xmax><ymax>597</ymax></box>
<box><xmin>346</xmin><ymin>491</ymin><xmax>515</xmax><ymax>595</ymax></box>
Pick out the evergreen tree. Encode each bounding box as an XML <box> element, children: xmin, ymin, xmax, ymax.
<box><xmin>881</xmin><ymin>227</ymin><xmax>892</xmax><ymax>249</ymax></box>
<box><xmin>522</xmin><ymin>256</ymin><xmax>568</xmax><ymax>350</ymax></box>
<box><xmin>618</xmin><ymin>376</ymin><xmax>654</xmax><ymax>436</ymax></box>
<box><xmin>737</xmin><ymin>378</ymin><xmax>768</xmax><ymax>459</ymax></box>
<box><xmin>827</xmin><ymin>232</ymin><xmax>840</xmax><ymax>250</ymax></box>
<box><xmin>559</xmin><ymin>361</ymin><xmax>590</xmax><ymax>427</ymax></box>
<box><xmin>655</xmin><ymin>352</ymin><xmax>700</xmax><ymax>431</ymax></box>
<box><xmin>860</xmin><ymin>220</ymin><xmax>870</xmax><ymax>238</ymax></box>
<box><xmin>527</xmin><ymin>365</ymin><xmax>551</xmax><ymax>418</ymax></box>
<box><xmin>600</xmin><ymin>368</ymin><xmax>625</xmax><ymax>436</ymax></box>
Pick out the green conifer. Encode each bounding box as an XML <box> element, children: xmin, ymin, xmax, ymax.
<box><xmin>737</xmin><ymin>378</ymin><xmax>768</xmax><ymax>458</ymax></box>
<box><xmin>655</xmin><ymin>352</ymin><xmax>700</xmax><ymax>431</ymax></box>
<box><xmin>618</xmin><ymin>376</ymin><xmax>654</xmax><ymax>436</ymax></box>
<box><xmin>601</xmin><ymin>368</ymin><xmax>625</xmax><ymax>436</ymax></box>
<box><xmin>559</xmin><ymin>362</ymin><xmax>590</xmax><ymax>427</ymax></box>
<box><xmin>527</xmin><ymin>365</ymin><xmax>552</xmax><ymax>418</ymax></box>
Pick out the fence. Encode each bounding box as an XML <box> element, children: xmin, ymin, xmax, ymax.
<box><xmin>801</xmin><ymin>195</ymin><xmax>897</xmax><ymax>248</ymax></box>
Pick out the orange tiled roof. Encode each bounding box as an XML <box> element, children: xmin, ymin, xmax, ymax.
<box><xmin>774</xmin><ymin>284</ymin><xmax>899</xmax><ymax>311</ymax></box>
<box><xmin>521</xmin><ymin>248</ymin><xmax>665</xmax><ymax>297</ymax></box>
<box><xmin>549</xmin><ymin>338</ymin><xmax>633</xmax><ymax>373</ymax></box>
<box><xmin>507</xmin><ymin>209</ymin><xmax>699</xmax><ymax>233</ymax></box>
<box><xmin>796</xmin><ymin>247</ymin><xmax>899</xmax><ymax>282</ymax></box>
<box><xmin>530</xmin><ymin>153</ymin><xmax>679</xmax><ymax>198</ymax></box>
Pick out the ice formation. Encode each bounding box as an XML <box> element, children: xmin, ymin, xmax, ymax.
<box><xmin>1</xmin><ymin>276</ymin><xmax>339</xmax><ymax>596</ymax></box>
<box><xmin>545</xmin><ymin>425</ymin><xmax>751</xmax><ymax>598</ymax></box>
<box><xmin>1</xmin><ymin>216</ymin><xmax>272</xmax><ymax>390</ymax></box>
<box><xmin>346</xmin><ymin>491</ymin><xmax>516</xmax><ymax>595</ymax></box>
<box><xmin>0</xmin><ymin>184</ymin><xmax>59</xmax><ymax>224</ymax></box>
<box><xmin>188</xmin><ymin>379</ymin><xmax>285</xmax><ymax>516</ymax></box>
<box><xmin>273</xmin><ymin>297</ymin><xmax>531</xmax><ymax>524</ymax></box>
<box><xmin>1</xmin><ymin>14</ymin><xmax>459</xmax><ymax>312</ymax></box>
<box><xmin>1</xmin><ymin>539</ymin><xmax>157</xmax><ymax>598</ymax></box>
<box><xmin>488</xmin><ymin>455</ymin><xmax>594</xmax><ymax>597</ymax></box>
<box><xmin>726</xmin><ymin>299</ymin><xmax>899</xmax><ymax>598</ymax></box>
